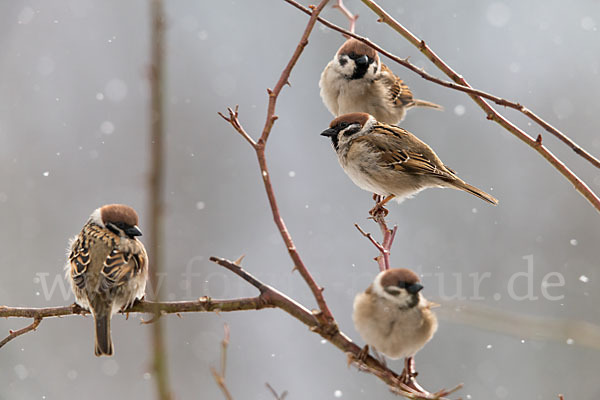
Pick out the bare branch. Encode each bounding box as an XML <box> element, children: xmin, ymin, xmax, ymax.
<box><xmin>217</xmin><ymin>106</ymin><xmax>257</xmax><ymax>147</ymax></box>
<box><xmin>211</xmin><ymin>324</ymin><xmax>234</xmax><ymax>400</ymax></box>
<box><xmin>283</xmin><ymin>0</ymin><xmax>600</xmax><ymax>214</ymax></box>
<box><xmin>219</xmin><ymin>0</ymin><xmax>336</xmax><ymax>324</ymax></box>
<box><xmin>148</xmin><ymin>0</ymin><xmax>172</xmax><ymax>398</ymax></box>
<box><xmin>359</xmin><ymin>0</ymin><xmax>600</xmax><ymax>213</ymax></box>
<box><xmin>0</xmin><ymin>317</ymin><xmax>42</xmax><ymax>350</ymax></box>
<box><xmin>332</xmin><ymin>0</ymin><xmax>358</xmax><ymax>34</ymax></box>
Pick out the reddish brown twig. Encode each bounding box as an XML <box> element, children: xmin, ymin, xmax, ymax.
<box><xmin>283</xmin><ymin>0</ymin><xmax>600</xmax><ymax>214</ymax></box>
<box><xmin>354</xmin><ymin>197</ymin><xmax>398</xmax><ymax>272</ymax></box>
<box><xmin>218</xmin><ymin>0</ymin><xmax>336</xmax><ymax>325</ymax></box>
<box><xmin>0</xmin><ymin>316</ymin><xmax>42</xmax><ymax>350</ymax></box>
<box><xmin>359</xmin><ymin>0</ymin><xmax>600</xmax><ymax>214</ymax></box>
<box><xmin>332</xmin><ymin>0</ymin><xmax>358</xmax><ymax>34</ymax></box>
<box><xmin>558</xmin><ymin>395</ymin><xmax>565</xmax><ymax>400</ymax></box>
<box><xmin>211</xmin><ymin>324</ymin><xmax>234</xmax><ymax>400</ymax></box>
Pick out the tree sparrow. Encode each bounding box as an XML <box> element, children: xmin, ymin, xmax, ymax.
<box><xmin>66</xmin><ymin>204</ymin><xmax>148</xmax><ymax>356</ymax></box>
<box><xmin>320</xmin><ymin>112</ymin><xmax>498</xmax><ymax>212</ymax></box>
<box><xmin>319</xmin><ymin>38</ymin><xmax>442</xmax><ymax>124</ymax></box>
<box><xmin>353</xmin><ymin>268</ymin><xmax>437</xmax><ymax>360</ymax></box>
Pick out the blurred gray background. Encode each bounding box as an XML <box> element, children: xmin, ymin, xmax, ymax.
<box><xmin>1</xmin><ymin>0</ymin><xmax>599</xmax><ymax>399</ymax></box>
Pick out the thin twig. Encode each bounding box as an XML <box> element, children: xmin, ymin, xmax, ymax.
<box><xmin>211</xmin><ymin>324</ymin><xmax>234</xmax><ymax>400</ymax></box>
<box><xmin>148</xmin><ymin>0</ymin><xmax>172</xmax><ymax>398</ymax></box>
<box><xmin>283</xmin><ymin>0</ymin><xmax>600</xmax><ymax>214</ymax></box>
<box><xmin>359</xmin><ymin>0</ymin><xmax>600</xmax><ymax>214</ymax></box>
<box><xmin>265</xmin><ymin>383</ymin><xmax>288</xmax><ymax>400</ymax></box>
<box><xmin>219</xmin><ymin>0</ymin><xmax>336</xmax><ymax>325</ymax></box>
<box><xmin>0</xmin><ymin>317</ymin><xmax>42</xmax><ymax>349</ymax></box>
<box><xmin>332</xmin><ymin>0</ymin><xmax>358</xmax><ymax>33</ymax></box>
<box><xmin>354</xmin><ymin>223</ymin><xmax>387</xmax><ymax>272</ymax></box>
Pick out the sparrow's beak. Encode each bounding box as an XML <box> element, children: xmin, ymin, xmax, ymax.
<box><xmin>355</xmin><ymin>55</ymin><xmax>369</xmax><ymax>66</ymax></box>
<box><xmin>126</xmin><ymin>225</ymin><xmax>143</xmax><ymax>237</ymax></box>
<box><xmin>320</xmin><ymin>128</ymin><xmax>337</xmax><ymax>138</ymax></box>
<box><xmin>407</xmin><ymin>283</ymin><xmax>423</xmax><ymax>294</ymax></box>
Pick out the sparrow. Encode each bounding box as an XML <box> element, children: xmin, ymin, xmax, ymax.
<box><xmin>66</xmin><ymin>204</ymin><xmax>148</xmax><ymax>356</ymax></box>
<box><xmin>352</xmin><ymin>268</ymin><xmax>437</xmax><ymax>361</ymax></box>
<box><xmin>319</xmin><ymin>38</ymin><xmax>442</xmax><ymax>125</ymax></box>
<box><xmin>320</xmin><ymin>112</ymin><xmax>498</xmax><ymax>212</ymax></box>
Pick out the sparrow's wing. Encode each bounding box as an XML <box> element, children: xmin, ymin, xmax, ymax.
<box><xmin>69</xmin><ymin>236</ymin><xmax>91</xmax><ymax>290</ymax></box>
<box><xmin>353</xmin><ymin>126</ymin><xmax>455</xmax><ymax>180</ymax></box>
<box><xmin>379</xmin><ymin>64</ymin><xmax>414</xmax><ymax>108</ymax></box>
<box><xmin>100</xmin><ymin>248</ymin><xmax>145</xmax><ymax>292</ymax></box>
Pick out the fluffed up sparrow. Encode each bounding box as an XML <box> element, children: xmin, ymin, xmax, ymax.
<box><xmin>320</xmin><ymin>38</ymin><xmax>442</xmax><ymax>125</ymax></box>
<box><xmin>320</xmin><ymin>112</ymin><xmax>498</xmax><ymax>212</ymax></box>
<box><xmin>66</xmin><ymin>204</ymin><xmax>148</xmax><ymax>356</ymax></box>
<box><xmin>353</xmin><ymin>268</ymin><xmax>437</xmax><ymax>360</ymax></box>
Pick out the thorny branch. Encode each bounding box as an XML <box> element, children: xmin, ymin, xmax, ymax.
<box><xmin>355</xmin><ymin>208</ymin><xmax>398</xmax><ymax>272</ymax></box>
<box><xmin>359</xmin><ymin>0</ymin><xmax>600</xmax><ymax>214</ymax></box>
<box><xmin>219</xmin><ymin>0</ymin><xmax>335</xmax><ymax>326</ymax></box>
<box><xmin>284</xmin><ymin>0</ymin><xmax>600</xmax><ymax>215</ymax></box>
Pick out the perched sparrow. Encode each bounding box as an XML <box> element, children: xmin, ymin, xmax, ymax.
<box><xmin>352</xmin><ymin>268</ymin><xmax>437</xmax><ymax>360</ymax></box>
<box><xmin>66</xmin><ymin>204</ymin><xmax>148</xmax><ymax>356</ymax></box>
<box><xmin>320</xmin><ymin>112</ymin><xmax>498</xmax><ymax>210</ymax></box>
<box><xmin>319</xmin><ymin>38</ymin><xmax>442</xmax><ymax>124</ymax></box>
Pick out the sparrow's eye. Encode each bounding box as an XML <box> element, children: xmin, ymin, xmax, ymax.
<box><xmin>338</xmin><ymin>122</ymin><xmax>349</xmax><ymax>129</ymax></box>
<box><xmin>384</xmin><ymin>286</ymin><xmax>402</xmax><ymax>296</ymax></box>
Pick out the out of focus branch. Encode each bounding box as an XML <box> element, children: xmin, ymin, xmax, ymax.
<box><xmin>211</xmin><ymin>324</ymin><xmax>234</xmax><ymax>400</ymax></box>
<box><xmin>266</xmin><ymin>383</ymin><xmax>288</xmax><ymax>400</ymax></box>
<box><xmin>283</xmin><ymin>0</ymin><xmax>600</xmax><ymax>215</ymax></box>
<box><xmin>436</xmin><ymin>300</ymin><xmax>600</xmax><ymax>351</ymax></box>
<box><xmin>148</xmin><ymin>0</ymin><xmax>172</xmax><ymax>398</ymax></box>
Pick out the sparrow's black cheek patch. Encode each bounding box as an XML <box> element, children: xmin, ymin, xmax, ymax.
<box><xmin>339</xmin><ymin>57</ymin><xmax>348</xmax><ymax>67</ymax></box>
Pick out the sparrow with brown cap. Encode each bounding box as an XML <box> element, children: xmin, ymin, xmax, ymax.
<box><xmin>321</xmin><ymin>112</ymin><xmax>498</xmax><ymax>214</ymax></box>
<box><xmin>320</xmin><ymin>38</ymin><xmax>442</xmax><ymax>124</ymax></box>
<box><xmin>66</xmin><ymin>204</ymin><xmax>148</xmax><ymax>356</ymax></box>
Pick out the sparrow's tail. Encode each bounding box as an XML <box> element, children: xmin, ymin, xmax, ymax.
<box><xmin>94</xmin><ymin>313</ymin><xmax>114</xmax><ymax>356</ymax></box>
<box><xmin>411</xmin><ymin>99</ymin><xmax>444</xmax><ymax>110</ymax></box>
<box><xmin>453</xmin><ymin>180</ymin><xmax>498</xmax><ymax>205</ymax></box>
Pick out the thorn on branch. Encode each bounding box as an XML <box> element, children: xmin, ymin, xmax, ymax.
<box><xmin>536</xmin><ymin>134</ymin><xmax>543</xmax><ymax>145</ymax></box>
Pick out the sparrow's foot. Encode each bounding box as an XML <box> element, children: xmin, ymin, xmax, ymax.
<box><xmin>369</xmin><ymin>194</ymin><xmax>394</xmax><ymax>217</ymax></box>
<box><xmin>356</xmin><ymin>345</ymin><xmax>370</xmax><ymax>363</ymax></box>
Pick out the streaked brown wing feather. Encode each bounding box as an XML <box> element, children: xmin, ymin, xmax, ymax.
<box><xmin>380</xmin><ymin>64</ymin><xmax>414</xmax><ymax>107</ymax></box>
<box><xmin>353</xmin><ymin>125</ymin><xmax>455</xmax><ymax>180</ymax></box>
<box><xmin>69</xmin><ymin>236</ymin><xmax>90</xmax><ymax>290</ymax></box>
<box><xmin>100</xmin><ymin>249</ymin><xmax>143</xmax><ymax>292</ymax></box>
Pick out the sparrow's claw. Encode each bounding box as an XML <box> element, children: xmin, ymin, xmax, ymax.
<box><xmin>369</xmin><ymin>194</ymin><xmax>394</xmax><ymax>217</ymax></box>
<box><xmin>357</xmin><ymin>344</ymin><xmax>370</xmax><ymax>363</ymax></box>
